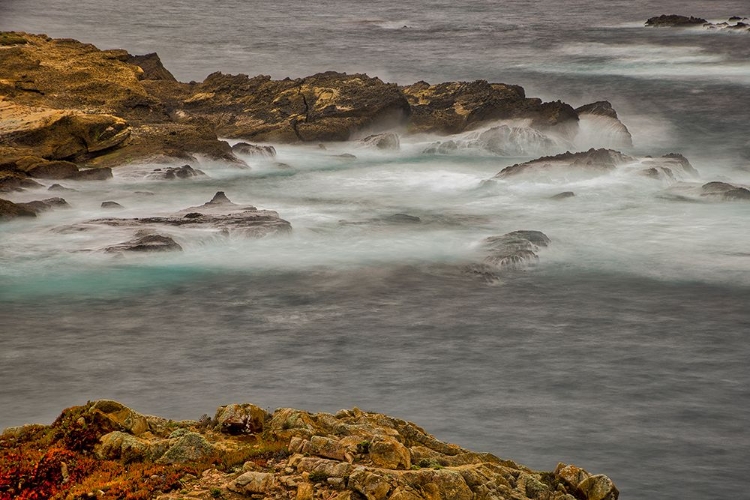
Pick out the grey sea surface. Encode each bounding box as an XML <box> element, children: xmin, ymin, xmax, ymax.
<box><xmin>1</xmin><ymin>1</ymin><xmax>750</xmax><ymax>499</ymax></box>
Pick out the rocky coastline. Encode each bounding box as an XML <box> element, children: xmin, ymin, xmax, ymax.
<box><xmin>0</xmin><ymin>400</ymin><xmax>619</xmax><ymax>500</ymax></box>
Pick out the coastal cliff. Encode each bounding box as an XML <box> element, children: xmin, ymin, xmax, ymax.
<box><xmin>0</xmin><ymin>400</ymin><xmax>618</xmax><ymax>500</ymax></box>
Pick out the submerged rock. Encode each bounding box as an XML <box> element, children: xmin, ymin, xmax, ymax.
<box><xmin>550</xmin><ymin>191</ymin><xmax>575</xmax><ymax>200</ymax></box>
<box><xmin>48</xmin><ymin>183</ymin><xmax>77</xmax><ymax>192</ymax></box>
<box><xmin>483</xmin><ymin>230</ymin><xmax>551</xmax><ymax>269</ymax></box>
<box><xmin>701</xmin><ymin>181</ymin><xmax>750</xmax><ymax>200</ymax></box>
<box><xmin>16</xmin><ymin>197</ymin><xmax>69</xmax><ymax>214</ymax></box>
<box><xmin>424</xmin><ymin>125</ymin><xmax>566</xmax><ymax>157</ymax></box>
<box><xmin>101</xmin><ymin>201</ymin><xmax>123</xmax><ymax>209</ymax></box>
<box><xmin>0</xmin><ymin>171</ymin><xmax>43</xmax><ymax>192</ymax></box>
<box><xmin>146</xmin><ymin>164</ymin><xmax>206</xmax><ymax>180</ymax></box>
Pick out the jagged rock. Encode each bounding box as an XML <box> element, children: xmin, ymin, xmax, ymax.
<box><xmin>232</xmin><ymin>142</ymin><xmax>277</xmax><ymax>157</ymax></box>
<box><xmin>228</xmin><ymin>471</ymin><xmax>276</xmax><ymax>494</ymax></box>
<box><xmin>104</xmin><ymin>231</ymin><xmax>182</xmax><ymax>253</ymax></box>
<box><xmin>126</xmin><ymin>52</ymin><xmax>177</xmax><ymax>81</ymax></box>
<box><xmin>214</xmin><ymin>403</ymin><xmax>268</xmax><ymax>435</ymax></box>
<box><xmin>645</xmin><ymin>15</ymin><xmax>707</xmax><ymax>27</ymax></box>
<box><xmin>550</xmin><ymin>191</ymin><xmax>575</xmax><ymax>200</ymax></box>
<box><xmin>360</xmin><ymin>133</ymin><xmax>400</xmax><ymax>150</ymax></box>
<box><xmin>101</xmin><ymin>201</ymin><xmax>123</xmax><ymax>209</ymax></box>
<box><xmin>182</xmin><ymin>71</ymin><xmax>411</xmax><ymax>142</ymax></box>
<box><xmin>402</xmin><ymin>80</ymin><xmax>579</xmax><ymax>138</ymax></box>
<box><xmin>0</xmin><ymin>198</ymin><xmax>37</xmax><ymax>220</ymax></box>
<box><xmin>483</xmin><ymin>230</ymin><xmax>551</xmax><ymax>270</ymax></box>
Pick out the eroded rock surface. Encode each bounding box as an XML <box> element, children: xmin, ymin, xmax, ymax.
<box><xmin>0</xmin><ymin>400</ymin><xmax>620</xmax><ymax>500</ymax></box>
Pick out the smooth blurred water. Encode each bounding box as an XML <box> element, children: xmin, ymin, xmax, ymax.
<box><xmin>1</xmin><ymin>2</ymin><xmax>750</xmax><ymax>499</ymax></box>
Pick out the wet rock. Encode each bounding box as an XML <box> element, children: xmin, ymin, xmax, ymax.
<box><xmin>575</xmin><ymin>101</ymin><xmax>632</xmax><ymax>148</ymax></box>
<box><xmin>475</xmin><ymin>125</ymin><xmax>560</xmax><ymax>156</ymax></box>
<box><xmin>382</xmin><ymin>213</ymin><xmax>421</xmax><ymax>224</ymax></box>
<box><xmin>214</xmin><ymin>403</ymin><xmax>268</xmax><ymax>435</ymax></box>
<box><xmin>101</xmin><ymin>201</ymin><xmax>123</xmax><ymax>209</ymax></box>
<box><xmin>422</xmin><ymin>140</ymin><xmax>459</xmax><ymax>155</ymax></box>
<box><xmin>232</xmin><ymin>142</ymin><xmax>277</xmax><ymax>157</ymax></box>
<box><xmin>0</xmin><ymin>171</ymin><xmax>43</xmax><ymax>192</ymax></box>
<box><xmin>550</xmin><ymin>191</ymin><xmax>575</xmax><ymax>200</ymax></box>
<box><xmin>496</xmin><ymin>148</ymin><xmax>632</xmax><ymax>181</ymax></box>
<box><xmin>701</xmin><ymin>181</ymin><xmax>750</xmax><ymax>201</ymax></box>
<box><xmin>79</xmin><ymin>192</ymin><xmax>291</xmax><ymax>237</ymax></box>
<box><xmin>17</xmin><ymin>197</ymin><xmax>69</xmax><ymax>214</ymax></box>
<box><xmin>0</xmin><ymin>198</ymin><xmax>37</xmax><ymax>220</ymax></box>
<box><xmin>105</xmin><ymin>231</ymin><xmax>182</xmax><ymax>253</ymax></box>
<box><xmin>18</xmin><ymin>159</ymin><xmax>79</xmax><ymax>179</ymax></box>
<box><xmin>147</xmin><ymin>164</ymin><xmax>206</xmax><ymax>180</ymax></box>
<box><xmin>71</xmin><ymin>167</ymin><xmax>113</xmax><ymax>180</ymax></box>
<box><xmin>402</xmin><ymin>80</ymin><xmax>579</xmax><ymax>138</ymax></box>
<box><xmin>645</xmin><ymin>15</ymin><xmax>707</xmax><ymax>27</ymax></box>
<box><xmin>48</xmin><ymin>183</ymin><xmax>77</xmax><ymax>192</ymax></box>
<box><xmin>360</xmin><ymin>133</ymin><xmax>400</xmax><ymax>150</ymax></box>
<box><xmin>482</xmin><ymin>230</ymin><xmax>551</xmax><ymax>270</ymax></box>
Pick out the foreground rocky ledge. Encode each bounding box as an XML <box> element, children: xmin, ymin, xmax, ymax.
<box><xmin>0</xmin><ymin>400</ymin><xmax>618</xmax><ymax>500</ymax></box>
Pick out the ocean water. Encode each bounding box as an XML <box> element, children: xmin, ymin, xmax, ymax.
<box><xmin>1</xmin><ymin>1</ymin><xmax>750</xmax><ymax>499</ymax></box>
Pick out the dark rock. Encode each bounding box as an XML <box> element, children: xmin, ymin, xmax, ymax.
<box><xmin>101</xmin><ymin>201</ymin><xmax>123</xmax><ymax>209</ymax></box>
<box><xmin>661</xmin><ymin>153</ymin><xmax>699</xmax><ymax>177</ymax></box>
<box><xmin>147</xmin><ymin>164</ymin><xmax>205</xmax><ymax>180</ymax></box>
<box><xmin>575</xmin><ymin>101</ymin><xmax>633</xmax><ymax>148</ymax></box>
<box><xmin>48</xmin><ymin>183</ymin><xmax>77</xmax><ymax>192</ymax></box>
<box><xmin>550</xmin><ymin>191</ymin><xmax>575</xmax><ymax>200</ymax></box>
<box><xmin>17</xmin><ymin>197</ymin><xmax>69</xmax><ymax>214</ymax></box>
<box><xmin>360</xmin><ymin>133</ymin><xmax>400</xmax><ymax>151</ymax></box>
<box><xmin>206</xmin><ymin>191</ymin><xmax>234</xmax><ymax>206</ymax></box>
<box><xmin>495</xmin><ymin>148</ymin><xmax>632</xmax><ymax>180</ymax></box>
<box><xmin>105</xmin><ymin>231</ymin><xmax>182</xmax><ymax>253</ymax></box>
<box><xmin>232</xmin><ymin>142</ymin><xmax>277</xmax><ymax>157</ymax></box>
<box><xmin>0</xmin><ymin>171</ymin><xmax>43</xmax><ymax>192</ymax></box>
<box><xmin>482</xmin><ymin>230</ymin><xmax>551</xmax><ymax>269</ymax></box>
<box><xmin>575</xmin><ymin>101</ymin><xmax>619</xmax><ymax>120</ymax></box>
<box><xmin>645</xmin><ymin>15</ymin><xmax>707</xmax><ymax>27</ymax></box>
<box><xmin>0</xmin><ymin>198</ymin><xmax>37</xmax><ymax>220</ymax></box>
<box><xmin>701</xmin><ymin>181</ymin><xmax>750</xmax><ymax>201</ymax></box>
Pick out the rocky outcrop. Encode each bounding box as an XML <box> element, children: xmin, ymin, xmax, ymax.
<box><xmin>146</xmin><ymin>164</ymin><xmax>206</xmax><ymax>180</ymax></box>
<box><xmin>645</xmin><ymin>15</ymin><xmax>707</xmax><ymax>27</ymax></box>
<box><xmin>0</xmin><ymin>400</ymin><xmax>619</xmax><ymax>500</ymax></box>
<box><xmin>105</xmin><ymin>231</ymin><xmax>183</xmax><ymax>253</ymax></box>
<box><xmin>700</xmin><ymin>181</ymin><xmax>750</xmax><ymax>200</ymax></box>
<box><xmin>402</xmin><ymin>80</ymin><xmax>579</xmax><ymax>138</ymax></box>
<box><xmin>76</xmin><ymin>192</ymin><xmax>292</xmax><ymax>238</ymax></box>
<box><xmin>232</xmin><ymin>142</ymin><xmax>277</xmax><ymax>157</ymax></box>
<box><xmin>645</xmin><ymin>15</ymin><xmax>750</xmax><ymax>32</ymax></box>
<box><xmin>495</xmin><ymin>149</ymin><xmax>698</xmax><ymax>183</ymax></box>
<box><xmin>483</xmin><ymin>230</ymin><xmax>551</xmax><ymax>269</ymax></box>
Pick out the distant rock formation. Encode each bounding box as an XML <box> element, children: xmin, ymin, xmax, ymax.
<box><xmin>0</xmin><ymin>399</ymin><xmax>619</xmax><ymax>500</ymax></box>
<box><xmin>645</xmin><ymin>15</ymin><xmax>750</xmax><ymax>32</ymax></box>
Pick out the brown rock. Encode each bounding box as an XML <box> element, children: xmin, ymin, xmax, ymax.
<box><xmin>0</xmin><ymin>198</ymin><xmax>37</xmax><ymax>220</ymax></box>
<box><xmin>368</xmin><ymin>436</ymin><xmax>411</xmax><ymax>470</ymax></box>
<box><xmin>214</xmin><ymin>403</ymin><xmax>268</xmax><ymax>435</ymax></box>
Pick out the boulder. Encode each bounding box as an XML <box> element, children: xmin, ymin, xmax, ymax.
<box><xmin>0</xmin><ymin>171</ymin><xmax>43</xmax><ymax>192</ymax></box>
<box><xmin>701</xmin><ymin>181</ymin><xmax>750</xmax><ymax>201</ymax></box>
<box><xmin>214</xmin><ymin>403</ymin><xmax>268</xmax><ymax>435</ymax></box>
<box><xmin>368</xmin><ymin>436</ymin><xmax>411</xmax><ymax>470</ymax></box>
<box><xmin>97</xmin><ymin>431</ymin><xmax>165</xmax><ymax>463</ymax></box>
<box><xmin>16</xmin><ymin>197</ymin><xmax>69</xmax><ymax>214</ymax></box>
<box><xmin>126</xmin><ymin>52</ymin><xmax>177</xmax><ymax>82</ymax></box>
<box><xmin>101</xmin><ymin>201</ymin><xmax>123</xmax><ymax>209</ymax></box>
<box><xmin>48</xmin><ymin>184</ymin><xmax>76</xmax><ymax>192</ymax></box>
<box><xmin>18</xmin><ymin>159</ymin><xmax>79</xmax><ymax>179</ymax></box>
<box><xmin>0</xmin><ymin>198</ymin><xmax>37</xmax><ymax>220</ymax></box>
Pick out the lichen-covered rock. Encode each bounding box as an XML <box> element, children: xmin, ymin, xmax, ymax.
<box><xmin>214</xmin><ymin>403</ymin><xmax>268</xmax><ymax>435</ymax></box>
<box><xmin>228</xmin><ymin>471</ymin><xmax>276</xmax><ymax>494</ymax></box>
<box><xmin>368</xmin><ymin>436</ymin><xmax>411</xmax><ymax>470</ymax></box>
<box><xmin>156</xmin><ymin>432</ymin><xmax>216</xmax><ymax>464</ymax></box>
